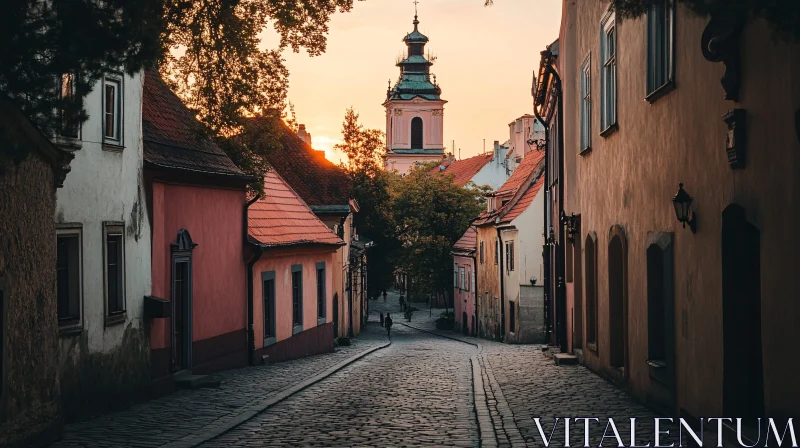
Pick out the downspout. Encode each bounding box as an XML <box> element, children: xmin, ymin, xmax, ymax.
<box><xmin>469</xmin><ymin>251</ymin><xmax>479</xmax><ymax>337</ymax></box>
<box><xmin>496</xmin><ymin>225</ymin><xmax>505</xmax><ymax>342</ymax></box>
<box><xmin>533</xmin><ymin>58</ymin><xmax>550</xmax><ymax>345</ymax></box>
<box><xmin>244</xmin><ymin>195</ymin><xmax>262</xmax><ymax>366</ymax></box>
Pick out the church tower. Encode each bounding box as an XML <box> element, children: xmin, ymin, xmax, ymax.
<box><xmin>383</xmin><ymin>12</ymin><xmax>446</xmax><ymax>174</ymax></box>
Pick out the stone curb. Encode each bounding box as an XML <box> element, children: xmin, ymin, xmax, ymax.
<box><xmin>471</xmin><ymin>355</ymin><xmax>498</xmax><ymax>448</ymax></box>
<box><xmin>161</xmin><ymin>340</ymin><xmax>391</xmax><ymax>448</ymax></box>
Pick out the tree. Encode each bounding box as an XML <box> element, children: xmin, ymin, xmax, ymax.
<box><xmin>392</xmin><ymin>163</ymin><xmax>487</xmax><ymax>305</ymax></box>
<box><xmin>1</xmin><ymin>0</ymin><xmax>162</xmax><ymax>146</ymax></box>
<box><xmin>335</xmin><ymin>108</ymin><xmax>399</xmax><ymax>296</ymax></box>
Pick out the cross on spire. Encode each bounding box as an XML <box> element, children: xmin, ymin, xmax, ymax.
<box><xmin>413</xmin><ymin>0</ymin><xmax>419</xmax><ymax>19</ymax></box>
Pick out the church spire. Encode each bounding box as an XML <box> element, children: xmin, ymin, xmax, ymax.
<box><xmin>387</xmin><ymin>7</ymin><xmax>441</xmax><ymax>101</ymax></box>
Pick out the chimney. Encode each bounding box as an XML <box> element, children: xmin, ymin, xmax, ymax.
<box><xmin>297</xmin><ymin>124</ymin><xmax>312</xmax><ymax>146</ymax></box>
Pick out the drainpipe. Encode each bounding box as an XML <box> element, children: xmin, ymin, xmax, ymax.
<box><xmin>496</xmin><ymin>226</ymin><xmax>505</xmax><ymax>342</ymax></box>
<box><xmin>533</xmin><ymin>77</ymin><xmax>550</xmax><ymax>346</ymax></box>
<box><xmin>244</xmin><ymin>195</ymin><xmax>262</xmax><ymax>366</ymax></box>
<box><xmin>469</xmin><ymin>252</ymin><xmax>478</xmax><ymax>337</ymax></box>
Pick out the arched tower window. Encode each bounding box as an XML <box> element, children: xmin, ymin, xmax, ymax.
<box><xmin>411</xmin><ymin>117</ymin><xmax>423</xmax><ymax>149</ymax></box>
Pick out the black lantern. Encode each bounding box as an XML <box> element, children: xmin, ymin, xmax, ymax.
<box><xmin>672</xmin><ymin>183</ymin><xmax>697</xmax><ymax>234</ymax></box>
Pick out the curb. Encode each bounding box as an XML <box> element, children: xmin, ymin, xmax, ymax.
<box><xmin>162</xmin><ymin>339</ymin><xmax>391</xmax><ymax>448</ymax></box>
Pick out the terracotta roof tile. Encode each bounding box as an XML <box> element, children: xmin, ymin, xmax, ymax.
<box><xmin>430</xmin><ymin>153</ymin><xmax>494</xmax><ymax>186</ymax></box>
<box><xmin>495</xmin><ymin>150</ymin><xmax>544</xmax><ymax>196</ymax></box>
<box><xmin>452</xmin><ymin>227</ymin><xmax>477</xmax><ymax>253</ymax></box>
<box><xmin>142</xmin><ymin>70</ymin><xmax>245</xmax><ymax>177</ymax></box>
<box><xmin>248</xmin><ymin>170</ymin><xmax>344</xmax><ymax>248</ymax></box>
<box><xmin>501</xmin><ymin>176</ymin><xmax>544</xmax><ymax>223</ymax></box>
<box><xmin>253</xmin><ymin>119</ymin><xmax>351</xmax><ymax>208</ymax></box>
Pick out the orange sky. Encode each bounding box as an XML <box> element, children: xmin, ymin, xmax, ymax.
<box><xmin>261</xmin><ymin>0</ymin><xmax>562</xmax><ymax>164</ymax></box>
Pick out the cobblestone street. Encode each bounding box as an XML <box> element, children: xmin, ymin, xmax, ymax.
<box><xmin>51</xmin><ymin>291</ymin><xmax>669</xmax><ymax>447</ymax></box>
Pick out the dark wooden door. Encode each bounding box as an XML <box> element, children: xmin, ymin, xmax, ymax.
<box><xmin>172</xmin><ymin>260</ymin><xmax>191</xmax><ymax>372</ymax></box>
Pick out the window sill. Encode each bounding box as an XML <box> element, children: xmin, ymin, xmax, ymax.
<box><xmin>579</xmin><ymin>147</ymin><xmax>592</xmax><ymax>156</ymax></box>
<box><xmin>59</xmin><ymin>324</ymin><xmax>84</xmax><ymax>337</ymax></box>
<box><xmin>586</xmin><ymin>342</ymin><xmax>598</xmax><ymax>353</ymax></box>
<box><xmin>317</xmin><ymin>317</ymin><xmax>327</xmax><ymax>325</ymax></box>
<box><xmin>102</xmin><ymin>143</ymin><xmax>125</xmax><ymax>152</ymax></box>
<box><xmin>105</xmin><ymin>312</ymin><xmax>127</xmax><ymax>327</ymax></box>
<box><xmin>292</xmin><ymin>324</ymin><xmax>304</xmax><ymax>335</ymax></box>
<box><xmin>600</xmin><ymin>123</ymin><xmax>618</xmax><ymax>138</ymax></box>
<box><xmin>645</xmin><ymin>80</ymin><xmax>676</xmax><ymax>104</ymax></box>
<box><xmin>263</xmin><ymin>336</ymin><xmax>277</xmax><ymax>347</ymax></box>
<box><xmin>647</xmin><ymin>359</ymin><xmax>667</xmax><ymax>369</ymax></box>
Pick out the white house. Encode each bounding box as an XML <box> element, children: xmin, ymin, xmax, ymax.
<box><xmin>54</xmin><ymin>70</ymin><xmax>152</xmax><ymax>415</ymax></box>
<box><xmin>432</xmin><ymin>141</ymin><xmax>513</xmax><ymax>191</ymax></box>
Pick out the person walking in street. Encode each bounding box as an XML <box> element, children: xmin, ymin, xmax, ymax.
<box><xmin>379</xmin><ymin>312</ymin><xmax>384</xmax><ymax>327</ymax></box>
<box><xmin>383</xmin><ymin>290</ymin><xmax>387</xmax><ymax>303</ymax></box>
<box><xmin>385</xmin><ymin>313</ymin><xmax>393</xmax><ymax>339</ymax></box>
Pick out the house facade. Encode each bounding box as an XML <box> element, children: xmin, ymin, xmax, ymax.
<box><xmin>474</xmin><ymin>152</ymin><xmax>543</xmax><ymax>342</ymax></box>
<box><xmin>142</xmin><ymin>72</ymin><xmax>251</xmax><ymax>387</ymax></box>
<box><xmin>0</xmin><ymin>100</ymin><xmax>72</xmax><ymax>447</ymax></box>
<box><xmin>262</xmin><ymin>121</ymin><xmax>364</xmax><ymax>339</ymax></box>
<box><xmin>452</xmin><ymin>227</ymin><xmax>477</xmax><ymax>336</ymax></box>
<box><xmin>536</xmin><ymin>0</ymin><xmax>800</xmax><ymax>425</ymax></box>
<box><xmin>54</xmin><ymin>70</ymin><xmax>153</xmax><ymax>417</ymax></box>
<box><xmin>432</xmin><ymin>141</ymin><xmax>513</xmax><ymax>191</ymax></box>
<box><xmin>383</xmin><ymin>14</ymin><xmax>447</xmax><ymax>175</ymax></box>
<box><xmin>248</xmin><ymin>170</ymin><xmax>344</xmax><ymax>363</ymax></box>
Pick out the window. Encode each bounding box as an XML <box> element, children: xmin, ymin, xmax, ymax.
<box><xmin>506</xmin><ymin>241</ymin><xmax>515</xmax><ymax>272</ymax></box>
<box><xmin>103</xmin><ymin>76</ymin><xmax>123</xmax><ymax>145</ymax></box>
<box><xmin>646</xmin><ymin>0</ymin><xmax>675</xmax><ymax>98</ymax></box>
<box><xmin>57</xmin><ymin>229</ymin><xmax>82</xmax><ymax>328</ymax></box>
<box><xmin>495</xmin><ymin>239</ymin><xmax>499</xmax><ymax>265</ymax></box>
<box><xmin>601</xmin><ymin>12</ymin><xmax>617</xmax><ymax>133</ymax></box>
<box><xmin>316</xmin><ymin>262</ymin><xmax>326</xmax><ymax>322</ymax></box>
<box><xmin>580</xmin><ymin>55</ymin><xmax>592</xmax><ymax>152</ymax></box>
<box><xmin>410</xmin><ymin>117</ymin><xmax>423</xmax><ymax>149</ymax></box>
<box><xmin>291</xmin><ymin>264</ymin><xmax>303</xmax><ymax>329</ymax></box>
<box><xmin>509</xmin><ymin>301</ymin><xmax>515</xmax><ymax>333</ymax></box>
<box><xmin>454</xmin><ymin>263</ymin><xmax>459</xmax><ymax>287</ymax></box>
<box><xmin>466</xmin><ymin>266</ymin><xmax>471</xmax><ymax>292</ymax></box>
<box><xmin>59</xmin><ymin>73</ymin><xmax>80</xmax><ymax>138</ymax></box>
<box><xmin>480</xmin><ymin>241</ymin><xmax>484</xmax><ymax>264</ymax></box>
<box><xmin>460</xmin><ymin>267</ymin><xmax>466</xmax><ymax>291</ymax></box>
<box><xmin>104</xmin><ymin>223</ymin><xmax>125</xmax><ymax>320</ymax></box>
<box><xmin>262</xmin><ymin>272</ymin><xmax>275</xmax><ymax>341</ymax></box>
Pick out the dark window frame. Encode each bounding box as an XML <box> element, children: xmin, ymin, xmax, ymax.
<box><xmin>316</xmin><ymin>262</ymin><xmax>326</xmax><ymax>324</ymax></box>
<box><xmin>101</xmin><ymin>74</ymin><xmax>124</xmax><ymax>150</ymax></box>
<box><xmin>600</xmin><ymin>10</ymin><xmax>618</xmax><ymax>135</ymax></box>
<box><xmin>480</xmin><ymin>241</ymin><xmax>484</xmax><ymax>264</ymax></box>
<box><xmin>645</xmin><ymin>0</ymin><xmax>676</xmax><ymax>102</ymax></box>
<box><xmin>291</xmin><ymin>264</ymin><xmax>303</xmax><ymax>332</ymax></box>
<box><xmin>103</xmin><ymin>222</ymin><xmax>126</xmax><ymax>326</ymax></box>
<box><xmin>262</xmin><ymin>271</ymin><xmax>276</xmax><ymax>345</ymax></box>
<box><xmin>410</xmin><ymin>116</ymin><xmax>424</xmax><ymax>149</ymax></box>
<box><xmin>56</xmin><ymin>225</ymin><xmax>83</xmax><ymax>332</ymax></box>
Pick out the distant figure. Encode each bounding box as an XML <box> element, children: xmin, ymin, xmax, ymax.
<box><xmin>383</xmin><ymin>290</ymin><xmax>387</xmax><ymax>302</ymax></box>
<box><xmin>385</xmin><ymin>313</ymin><xmax>393</xmax><ymax>338</ymax></box>
<box><xmin>379</xmin><ymin>312</ymin><xmax>385</xmax><ymax>327</ymax></box>
<box><xmin>399</xmin><ymin>295</ymin><xmax>405</xmax><ymax>311</ymax></box>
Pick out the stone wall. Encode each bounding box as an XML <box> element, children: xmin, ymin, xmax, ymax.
<box><xmin>0</xmin><ymin>154</ymin><xmax>62</xmax><ymax>447</ymax></box>
<box><xmin>516</xmin><ymin>286</ymin><xmax>545</xmax><ymax>344</ymax></box>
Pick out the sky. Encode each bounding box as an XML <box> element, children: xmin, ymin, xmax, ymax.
<box><xmin>262</xmin><ymin>0</ymin><xmax>562</xmax><ymax>164</ymax></box>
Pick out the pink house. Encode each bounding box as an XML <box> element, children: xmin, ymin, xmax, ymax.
<box><xmin>142</xmin><ymin>71</ymin><xmax>253</xmax><ymax>387</ymax></box>
<box><xmin>248</xmin><ymin>170</ymin><xmax>345</xmax><ymax>363</ymax></box>
<box><xmin>452</xmin><ymin>227</ymin><xmax>477</xmax><ymax>336</ymax></box>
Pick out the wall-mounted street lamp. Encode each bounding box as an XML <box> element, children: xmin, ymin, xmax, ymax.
<box><xmin>560</xmin><ymin>211</ymin><xmax>579</xmax><ymax>243</ymax></box>
<box><xmin>672</xmin><ymin>183</ymin><xmax>697</xmax><ymax>234</ymax></box>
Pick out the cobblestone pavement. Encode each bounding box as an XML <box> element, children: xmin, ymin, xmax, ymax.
<box><xmin>199</xmin><ymin>318</ymin><xmax>479</xmax><ymax>447</ymax></box>
<box><xmin>51</xmin><ymin>290</ymin><xmax>681</xmax><ymax>447</ymax></box>
<box><xmin>51</xmin><ymin>330</ymin><xmax>386</xmax><ymax>448</ymax></box>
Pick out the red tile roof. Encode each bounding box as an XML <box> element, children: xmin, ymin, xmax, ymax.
<box><xmin>494</xmin><ymin>150</ymin><xmax>544</xmax><ymax>196</ymax></box>
<box><xmin>142</xmin><ymin>70</ymin><xmax>247</xmax><ymax>178</ymax></box>
<box><xmin>248</xmin><ymin>170</ymin><xmax>344</xmax><ymax>248</ymax></box>
<box><xmin>500</xmin><ymin>176</ymin><xmax>544</xmax><ymax>223</ymax></box>
<box><xmin>452</xmin><ymin>227</ymin><xmax>477</xmax><ymax>254</ymax></box>
<box><xmin>430</xmin><ymin>153</ymin><xmax>494</xmax><ymax>186</ymax></box>
<box><xmin>251</xmin><ymin>118</ymin><xmax>351</xmax><ymax>209</ymax></box>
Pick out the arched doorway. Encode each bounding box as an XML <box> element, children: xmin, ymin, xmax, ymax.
<box><xmin>462</xmin><ymin>312</ymin><xmax>468</xmax><ymax>335</ymax></box>
<box><xmin>608</xmin><ymin>226</ymin><xmax>627</xmax><ymax>372</ymax></box>
<box><xmin>721</xmin><ymin>204</ymin><xmax>764</xmax><ymax>420</ymax></box>
<box><xmin>573</xmin><ymin>224</ymin><xmax>583</xmax><ymax>350</ymax></box>
<box><xmin>585</xmin><ymin>233</ymin><xmax>598</xmax><ymax>349</ymax></box>
<box><xmin>332</xmin><ymin>293</ymin><xmax>339</xmax><ymax>338</ymax></box>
